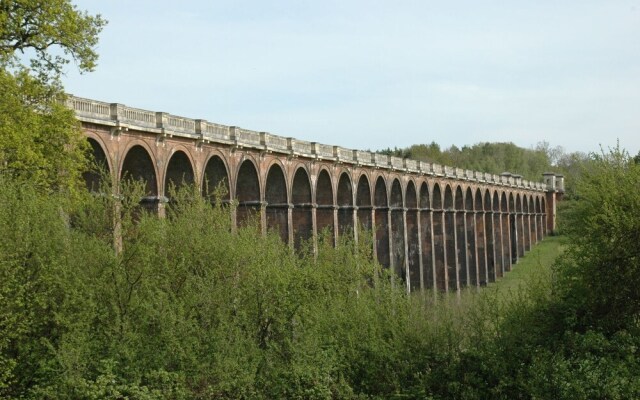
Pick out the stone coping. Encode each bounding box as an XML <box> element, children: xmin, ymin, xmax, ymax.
<box><xmin>67</xmin><ymin>95</ymin><xmax>553</xmax><ymax>192</ymax></box>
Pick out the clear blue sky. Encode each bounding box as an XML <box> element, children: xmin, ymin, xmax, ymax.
<box><xmin>63</xmin><ymin>0</ymin><xmax>640</xmax><ymax>156</ymax></box>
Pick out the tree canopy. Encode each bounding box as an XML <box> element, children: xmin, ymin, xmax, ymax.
<box><xmin>0</xmin><ymin>0</ymin><xmax>106</xmax><ymax>191</ymax></box>
<box><xmin>0</xmin><ymin>0</ymin><xmax>106</xmax><ymax>83</ymax></box>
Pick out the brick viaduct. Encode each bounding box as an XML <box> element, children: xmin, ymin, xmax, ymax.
<box><xmin>69</xmin><ymin>95</ymin><xmax>564</xmax><ymax>293</ymax></box>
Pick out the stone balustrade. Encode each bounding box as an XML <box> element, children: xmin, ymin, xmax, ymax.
<box><xmin>68</xmin><ymin>95</ymin><xmax>550</xmax><ymax>192</ymax></box>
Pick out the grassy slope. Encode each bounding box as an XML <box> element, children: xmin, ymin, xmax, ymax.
<box><xmin>485</xmin><ymin>235</ymin><xmax>566</xmax><ymax>297</ymax></box>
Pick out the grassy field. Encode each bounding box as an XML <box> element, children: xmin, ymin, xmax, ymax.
<box><xmin>486</xmin><ymin>235</ymin><xmax>566</xmax><ymax>296</ymax></box>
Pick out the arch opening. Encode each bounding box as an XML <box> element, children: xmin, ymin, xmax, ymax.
<box><xmin>464</xmin><ymin>187</ymin><xmax>477</xmax><ymax>286</ymax></box>
<box><xmin>419</xmin><ymin>182</ymin><xmax>434</xmax><ymax>290</ymax></box>
<box><xmin>236</xmin><ymin>160</ymin><xmax>261</xmax><ymax>228</ymax></box>
<box><xmin>454</xmin><ymin>186</ymin><xmax>467</xmax><ymax>288</ymax></box>
<box><xmin>165</xmin><ymin>151</ymin><xmax>195</xmax><ymax>199</ymax></box>
<box><xmin>405</xmin><ymin>181</ymin><xmax>420</xmax><ymax>291</ymax></box>
<box><xmin>292</xmin><ymin>168</ymin><xmax>313</xmax><ymax>251</ymax></box>
<box><xmin>337</xmin><ymin>173</ymin><xmax>354</xmax><ymax>237</ymax></box>
<box><xmin>356</xmin><ymin>175</ymin><xmax>372</xmax><ymax>232</ymax></box>
<box><xmin>492</xmin><ymin>191</ymin><xmax>503</xmax><ymax>279</ymax></box>
<box><xmin>316</xmin><ymin>170</ymin><xmax>334</xmax><ymax>243</ymax></box>
<box><xmin>121</xmin><ymin>145</ymin><xmax>158</xmax><ymax>211</ymax></box>
<box><xmin>265</xmin><ymin>164</ymin><xmax>289</xmax><ymax>244</ymax></box>
<box><xmin>432</xmin><ymin>183</ymin><xmax>446</xmax><ymax>290</ymax></box>
<box><xmin>390</xmin><ymin>179</ymin><xmax>406</xmax><ymax>282</ymax></box>
<box><xmin>83</xmin><ymin>138</ymin><xmax>110</xmax><ymax>193</ymax></box>
<box><xmin>374</xmin><ymin>177</ymin><xmax>390</xmax><ymax>268</ymax></box>
<box><xmin>444</xmin><ymin>186</ymin><xmax>456</xmax><ymax>291</ymax></box>
<box><xmin>203</xmin><ymin>156</ymin><xmax>230</xmax><ymax>204</ymax></box>
<box><xmin>484</xmin><ymin>189</ymin><xmax>495</xmax><ymax>283</ymax></box>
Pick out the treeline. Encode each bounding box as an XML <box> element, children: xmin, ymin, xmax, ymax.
<box><xmin>378</xmin><ymin>141</ymin><xmax>593</xmax><ymax>197</ymax></box>
<box><xmin>2</xmin><ymin>146</ymin><xmax>640</xmax><ymax>398</ymax></box>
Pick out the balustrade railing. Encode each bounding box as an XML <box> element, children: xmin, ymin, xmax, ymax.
<box><xmin>68</xmin><ymin>94</ymin><xmax>549</xmax><ymax>191</ymax></box>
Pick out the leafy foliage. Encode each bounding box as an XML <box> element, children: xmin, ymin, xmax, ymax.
<box><xmin>0</xmin><ymin>0</ymin><xmax>106</xmax><ymax>83</ymax></box>
<box><xmin>0</xmin><ymin>0</ymin><xmax>105</xmax><ymax>193</ymax></box>
<box><xmin>556</xmin><ymin>145</ymin><xmax>640</xmax><ymax>332</ymax></box>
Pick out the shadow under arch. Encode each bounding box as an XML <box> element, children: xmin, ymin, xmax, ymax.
<box><xmin>389</xmin><ymin>178</ymin><xmax>405</xmax><ymax>281</ymax></box>
<box><xmin>419</xmin><ymin>182</ymin><xmax>434</xmax><ymax>290</ymax></box>
<box><xmin>432</xmin><ymin>183</ymin><xmax>446</xmax><ymax>290</ymax></box>
<box><xmin>374</xmin><ymin>176</ymin><xmax>390</xmax><ymax>268</ymax></box>
<box><xmin>474</xmin><ymin>188</ymin><xmax>487</xmax><ymax>286</ymax></box>
<box><xmin>236</xmin><ymin>159</ymin><xmax>261</xmax><ymax>228</ymax></box>
<box><xmin>356</xmin><ymin>174</ymin><xmax>372</xmax><ymax>231</ymax></box>
<box><xmin>202</xmin><ymin>155</ymin><xmax>230</xmax><ymax>204</ymax></box>
<box><xmin>315</xmin><ymin>169</ymin><xmax>334</xmax><ymax>243</ymax></box>
<box><xmin>484</xmin><ymin>189</ymin><xmax>495</xmax><ymax>283</ymax></box>
<box><xmin>265</xmin><ymin>163</ymin><xmax>288</xmax><ymax>243</ymax></box>
<box><xmin>405</xmin><ymin>180</ymin><xmax>420</xmax><ymax>291</ymax></box>
<box><xmin>291</xmin><ymin>167</ymin><xmax>312</xmax><ymax>250</ymax></box>
<box><xmin>336</xmin><ymin>172</ymin><xmax>354</xmax><ymax>237</ymax></box>
<box><xmin>464</xmin><ymin>187</ymin><xmax>477</xmax><ymax>287</ymax></box>
<box><xmin>121</xmin><ymin>144</ymin><xmax>158</xmax><ymax>210</ymax></box>
<box><xmin>165</xmin><ymin>150</ymin><xmax>195</xmax><ymax>199</ymax></box>
<box><xmin>83</xmin><ymin>137</ymin><xmax>110</xmax><ymax>192</ymax></box>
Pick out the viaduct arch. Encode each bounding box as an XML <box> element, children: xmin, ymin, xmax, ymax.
<box><xmin>72</xmin><ymin>95</ymin><xmax>564</xmax><ymax>293</ymax></box>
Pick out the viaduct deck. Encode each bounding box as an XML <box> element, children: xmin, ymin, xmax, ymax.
<box><xmin>69</xmin><ymin>95</ymin><xmax>564</xmax><ymax>293</ymax></box>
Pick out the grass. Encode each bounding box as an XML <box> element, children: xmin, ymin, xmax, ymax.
<box><xmin>485</xmin><ymin>235</ymin><xmax>566</xmax><ymax>297</ymax></box>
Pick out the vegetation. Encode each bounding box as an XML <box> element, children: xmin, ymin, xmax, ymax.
<box><xmin>3</xmin><ymin>144</ymin><xmax>639</xmax><ymax>398</ymax></box>
<box><xmin>378</xmin><ymin>141</ymin><xmax>595</xmax><ymax>198</ymax></box>
<box><xmin>3</xmin><ymin>1</ymin><xmax>640</xmax><ymax>398</ymax></box>
<box><xmin>0</xmin><ymin>0</ymin><xmax>106</xmax><ymax>192</ymax></box>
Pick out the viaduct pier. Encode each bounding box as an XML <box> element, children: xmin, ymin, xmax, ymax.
<box><xmin>69</xmin><ymin>95</ymin><xmax>564</xmax><ymax>293</ymax></box>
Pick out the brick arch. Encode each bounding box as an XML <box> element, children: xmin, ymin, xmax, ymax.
<box><xmin>433</xmin><ymin>183</ymin><xmax>443</xmax><ymax>210</ymax></box>
<box><xmin>419</xmin><ymin>181</ymin><xmax>430</xmax><ymax>209</ymax></box>
<box><xmin>337</xmin><ymin>171</ymin><xmax>354</xmax><ymax>236</ymax></box>
<box><xmin>265</xmin><ymin>162</ymin><xmax>289</xmax><ymax>243</ymax></box>
<box><xmin>465</xmin><ymin>187</ymin><xmax>473</xmax><ymax>211</ymax></box>
<box><xmin>291</xmin><ymin>165</ymin><xmax>312</xmax><ymax>204</ymax></box>
<box><xmin>165</xmin><ymin>150</ymin><xmax>195</xmax><ymax>198</ymax></box>
<box><xmin>390</xmin><ymin>178</ymin><xmax>406</xmax><ymax>280</ymax></box>
<box><xmin>529</xmin><ymin>195</ymin><xmax>535</xmax><ymax>213</ymax></box>
<box><xmin>454</xmin><ymin>185</ymin><xmax>464</xmax><ymax>211</ymax></box>
<box><xmin>356</xmin><ymin>173</ymin><xmax>373</xmax><ymax>231</ymax></box>
<box><xmin>315</xmin><ymin>167</ymin><xmax>334</xmax><ymax>205</ymax></box>
<box><xmin>84</xmin><ymin>136</ymin><xmax>111</xmax><ymax>192</ymax></box>
<box><xmin>390</xmin><ymin>178</ymin><xmax>403</xmax><ymax>208</ymax></box>
<box><xmin>444</xmin><ymin>185</ymin><xmax>453</xmax><ymax>210</ymax></box>
<box><xmin>374</xmin><ymin>175</ymin><xmax>390</xmax><ymax>268</ymax></box>
<box><xmin>374</xmin><ymin>175</ymin><xmax>389</xmax><ymax>207</ymax></box>
<box><xmin>406</xmin><ymin>179</ymin><xmax>419</xmax><ymax>291</ymax></box>
<box><xmin>120</xmin><ymin>143</ymin><xmax>159</xmax><ymax>197</ymax></box>
<box><xmin>235</xmin><ymin>158</ymin><xmax>261</xmax><ymax>227</ymax></box>
<box><xmin>474</xmin><ymin>188</ymin><xmax>482</xmax><ymax>211</ymax></box>
<box><xmin>291</xmin><ymin>166</ymin><xmax>313</xmax><ymax>250</ymax></box>
<box><xmin>474</xmin><ymin>187</ymin><xmax>487</xmax><ymax>286</ymax></box>
<box><xmin>202</xmin><ymin>153</ymin><xmax>230</xmax><ymax>202</ymax></box>
<box><xmin>484</xmin><ymin>188</ymin><xmax>492</xmax><ymax>211</ymax></box>
<box><xmin>406</xmin><ymin>180</ymin><xmax>417</xmax><ymax>208</ymax></box>
<box><xmin>315</xmin><ymin>168</ymin><xmax>334</xmax><ymax>239</ymax></box>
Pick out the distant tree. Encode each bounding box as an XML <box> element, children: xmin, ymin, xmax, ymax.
<box><xmin>379</xmin><ymin>141</ymin><xmax>557</xmax><ymax>182</ymax></box>
<box><xmin>0</xmin><ymin>0</ymin><xmax>106</xmax><ymax>192</ymax></box>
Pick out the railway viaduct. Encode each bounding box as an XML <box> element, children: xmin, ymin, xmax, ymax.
<box><xmin>69</xmin><ymin>95</ymin><xmax>564</xmax><ymax>293</ymax></box>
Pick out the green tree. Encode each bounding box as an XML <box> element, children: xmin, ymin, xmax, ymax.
<box><xmin>0</xmin><ymin>0</ymin><xmax>106</xmax><ymax>192</ymax></box>
<box><xmin>557</xmin><ymin>145</ymin><xmax>640</xmax><ymax>332</ymax></box>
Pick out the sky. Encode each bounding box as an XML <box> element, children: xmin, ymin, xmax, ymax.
<box><xmin>62</xmin><ymin>1</ymin><xmax>640</xmax><ymax>156</ymax></box>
